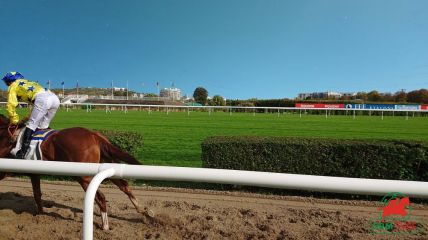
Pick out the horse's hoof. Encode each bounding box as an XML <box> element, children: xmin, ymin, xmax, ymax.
<box><xmin>143</xmin><ymin>209</ymin><xmax>155</xmax><ymax>218</ymax></box>
<box><xmin>101</xmin><ymin>212</ymin><xmax>109</xmax><ymax>230</ymax></box>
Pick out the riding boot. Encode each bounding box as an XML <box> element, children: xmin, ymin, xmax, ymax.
<box><xmin>16</xmin><ymin>127</ymin><xmax>34</xmax><ymax>159</ymax></box>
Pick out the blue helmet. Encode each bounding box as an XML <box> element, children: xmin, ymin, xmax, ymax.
<box><xmin>2</xmin><ymin>72</ymin><xmax>25</xmax><ymax>83</ymax></box>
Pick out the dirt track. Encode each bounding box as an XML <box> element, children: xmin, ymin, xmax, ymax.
<box><xmin>0</xmin><ymin>178</ymin><xmax>427</xmax><ymax>240</ymax></box>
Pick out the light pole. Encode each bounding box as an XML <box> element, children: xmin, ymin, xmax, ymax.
<box><xmin>111</xmin><ymin>80</ymin><xmax>114</xmax><ymax>100</ymax></box>
<box><xmin>61</xmin><ymin>81</ymin><xmax>65</xmax><ymax>97</ymax></box>
<box><xmin>126</xmin><ymin>80</ymin><xmax>129</xmax><ymax>101</ymax></box>
<box><xmin>157</xmin><ymin>82</ymin><xmax>160</xmax><ymax>101</ymax></box>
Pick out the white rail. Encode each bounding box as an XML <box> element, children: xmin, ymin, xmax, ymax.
<box><xmin>84</xmin><ymin>167</ymin><xmax>116</xmax><ymax>239</ymax></box>
<box><xmin>59</xmin><ymin>102</ymin><xmax>427</xmax><ymax>113</ymax></box>
<box><xmin>0</xmin><ymin>158</ymin><xmax>427</xmax><ymax>239</ymax></box>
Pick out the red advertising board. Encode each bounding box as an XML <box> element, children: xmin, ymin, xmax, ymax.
<box><xmin>421</xmin><ymin>105</ymin><xmax>428</xmax><ymax>110</ymax></box>
<box><xmin>295</xmin><ymin>103</ymin><xmax>345</xmax><ymax>109</ymax></box>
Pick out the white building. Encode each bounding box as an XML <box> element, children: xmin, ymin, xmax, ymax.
<box><xmin>113</xmin><ymin>87</ymin><xmax>126</xmax><ymax>91</ymax></box>
<box><xmin>160</xmin><ymin>88</ymin><xmax>182</xmax><ymax>101</ymax></box>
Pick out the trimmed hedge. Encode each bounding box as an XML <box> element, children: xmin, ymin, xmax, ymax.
<box><xmin>202</xmin><ymin>136</ymin><xmax>428</xmax><ymax>181</ymax></box>
<box><xmin>95</xmin><ymin>129</ymin><xmax>143</xmax><ymax>156</ymax></box>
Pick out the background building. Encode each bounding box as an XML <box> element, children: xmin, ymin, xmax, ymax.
<box><xmin>160</xmin><ymin>87</ymin><xmax>182</xmax><ymax>100</ymax></box>
<box><xmin>297</xmin><ymin>91</ymin><xmax>356</xmax><ymax>100</ymax></box>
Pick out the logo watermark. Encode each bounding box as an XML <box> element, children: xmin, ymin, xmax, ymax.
<box><xmin>368</xmin><ymin>192</ymin><xmax>423</xmax><ymax>235</ymax></box>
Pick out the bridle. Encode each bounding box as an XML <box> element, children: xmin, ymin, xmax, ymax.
<box><xmin>0</xmin><ymin>124</ymin><xmax>20</xmax><ymax>144</ymax></box>
<box><xmin>7</xmin><ymin>125</ymin><xmax>18</xmax><ymax>138</ymax></box>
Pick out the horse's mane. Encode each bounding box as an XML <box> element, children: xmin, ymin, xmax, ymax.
<box><xmin>0</xmin><ymin>114</ymin><xmax>26</xmax><ymax>128</ymax></box>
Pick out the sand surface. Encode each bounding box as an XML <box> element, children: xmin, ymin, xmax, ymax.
<box><xmin>0</xmin><ymin>178</ymin><xmax>427</xmax><ymax>240</ymax></box>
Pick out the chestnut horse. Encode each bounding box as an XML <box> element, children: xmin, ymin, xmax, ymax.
<box><xmin>0</xmin><ymin>114</ymin><xmax>150</xmax><ymax>230</ymax></box>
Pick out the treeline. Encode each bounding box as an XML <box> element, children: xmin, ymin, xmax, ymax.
<box><xmin>225</xmin><ymin>89</ymin><xmax>428</xmax><ymax>107</ymax></box>
<box><xmin>0</xmin><ymin>90</ymin><xmax>5</xmax><ymax>101</ymax></box>
<box><xmin>2</xmin><ymin>88</ymin><xmax>428</xmax><ymax>106</ymax></box>
<box><xmin>340</xmin><ymin>89</ymin><xmax>428</xmax><ymax>103</ymax></box>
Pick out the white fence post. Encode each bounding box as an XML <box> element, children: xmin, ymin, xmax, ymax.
<box><xmin>83</xmin><ymin>167</ymin><xmax>116</xmax><ymax>240</ymax></box>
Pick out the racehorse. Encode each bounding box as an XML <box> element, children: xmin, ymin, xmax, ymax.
<box><xmin>0</xmin><ymin>114</ymin><xmax>151</xmax><ymax>230</ymax></box>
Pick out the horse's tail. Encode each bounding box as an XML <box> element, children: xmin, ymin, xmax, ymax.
<box><xmin>95</xmin><ymin>132</ymin><xmax>141</xmax><ymax>165</ymax></box>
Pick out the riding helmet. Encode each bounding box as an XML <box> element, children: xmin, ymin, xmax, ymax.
<box><xmin>2</xmin><ymin>72</ymin><xmax>25</xmax><ymax>83</ymax></box>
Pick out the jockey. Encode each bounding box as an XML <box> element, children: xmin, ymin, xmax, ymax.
<box><xmin>2</xmin><ymin>71</ymin><xmax>60</xmax><ymax>159</ymax></box>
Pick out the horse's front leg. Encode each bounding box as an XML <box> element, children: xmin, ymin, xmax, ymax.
<box><xmin>30</xmin><ymin>174</ymin><xmax>43</xmax><ymax>214</ymax></box>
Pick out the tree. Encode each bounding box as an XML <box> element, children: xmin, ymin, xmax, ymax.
<box><xmin>211</xmin><ymin>95</ymin><xmax>226</xmax><ymax>106</ymax></box>
<box><xmin>144</xmin><ymin>93</ymin><xmax>158</xmax><ymax>97</ymax></box>
<box><xmin>420</xmin><ymin>89</ymin><xmax>428</xmax><ymax>103</ymax></box>
<box><xmin>407</xmin><ymin>90</ymin><xmax>420</xmax><ymax>103</ymax></box>
<box><xmin>193</xmin><ymin>87</ymin><xmax>208</xmax><ymax>105</ymax></box>
<box><xmin>238</xmin><ymin>101</ymin><xmax>255</xmax><ymax>107</ymax></box>
<box><xmin>367</xmin><ymin>90</ymin><xmax>382</xmax><ymax>102</ymax></box>
<box><xmin>394</xmin><ymin>90</ymin><xmax>407</xmax><ymax>103</ymax></box>
<box><xmin>407</xmin><ymin>89</ymin><xmax>428</xmax><ymax>103</ymax></box>
<box><xmin>355</xmin><ymin>92</ymin><xmax>368</xmax><ymax>101</ymax></box>
<box><xmin>382</xmin><ymin>92</ymin><xmax>394</xmax><ymax>102</ymax></box>
<box><xmin>0</xmin><ymin>89</ymin><xmax>6</xmax><ymax>101</ymax></box>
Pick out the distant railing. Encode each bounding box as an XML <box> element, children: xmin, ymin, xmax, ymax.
<box><xmin>59</xmin><ymin>102</ymin><xmax>427</xmax><ymax>111</ymax></box>
<box><xmin>1</xmin><ymin>102</ymin><xmax>427</xmax><ymax>119</ymax></box>
<box><xmin>53</xmin><ymin>102</ymin><xmax>428</xmax><ymax>121</ymax></box>
<box><xmin>88</xmin><ymin>95</ymin><xmax>173</xmax><ymax>101</ymax></box>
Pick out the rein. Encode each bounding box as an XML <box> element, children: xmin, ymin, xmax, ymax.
<box><xmin>0</xmin><ymin>124</ymin><xmax>20</xmax><ymax>144</ymax></box>
<box><xmin>7</xmin><ymin>125</ymin><xmax>18</xmax><ymax>138</ymax></box>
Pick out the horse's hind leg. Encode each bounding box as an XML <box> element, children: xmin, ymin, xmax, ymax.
<box><xmin>30</xmin><ymin>174</ymin><xmax>43</xmax><ymax>214</ymax></box>
<box><xmin>110</xmin><ymin>179</ymin><xmax>155</xmax><ymax>218</ymax></box>
<box><xmin>75</xmin><ymin>176</ymin><xmax>110</xmax><ymax>230</ymax></box>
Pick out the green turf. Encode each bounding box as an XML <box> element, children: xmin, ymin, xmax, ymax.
<box><xmin>6</xmin><ymin>108</ymin><xmax>428</xmax><ymax>167</ymax></box>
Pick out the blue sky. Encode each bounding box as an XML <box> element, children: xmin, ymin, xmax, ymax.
<box><xmin>0</xmin><ymin>0</ymin><xmax>427</xmax><ymax>99</ymax></box>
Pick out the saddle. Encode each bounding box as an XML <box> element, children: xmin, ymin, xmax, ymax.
<box><xmin>10</xmin><ymin>128</ymin><xmax>57</xmax><ymax>160</ymax></box>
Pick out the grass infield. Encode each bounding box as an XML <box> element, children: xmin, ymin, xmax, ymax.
<box><xmin>6</xmin><ymin>108</ymin><xmax>428</xmax><ymax>167</ymax></box>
